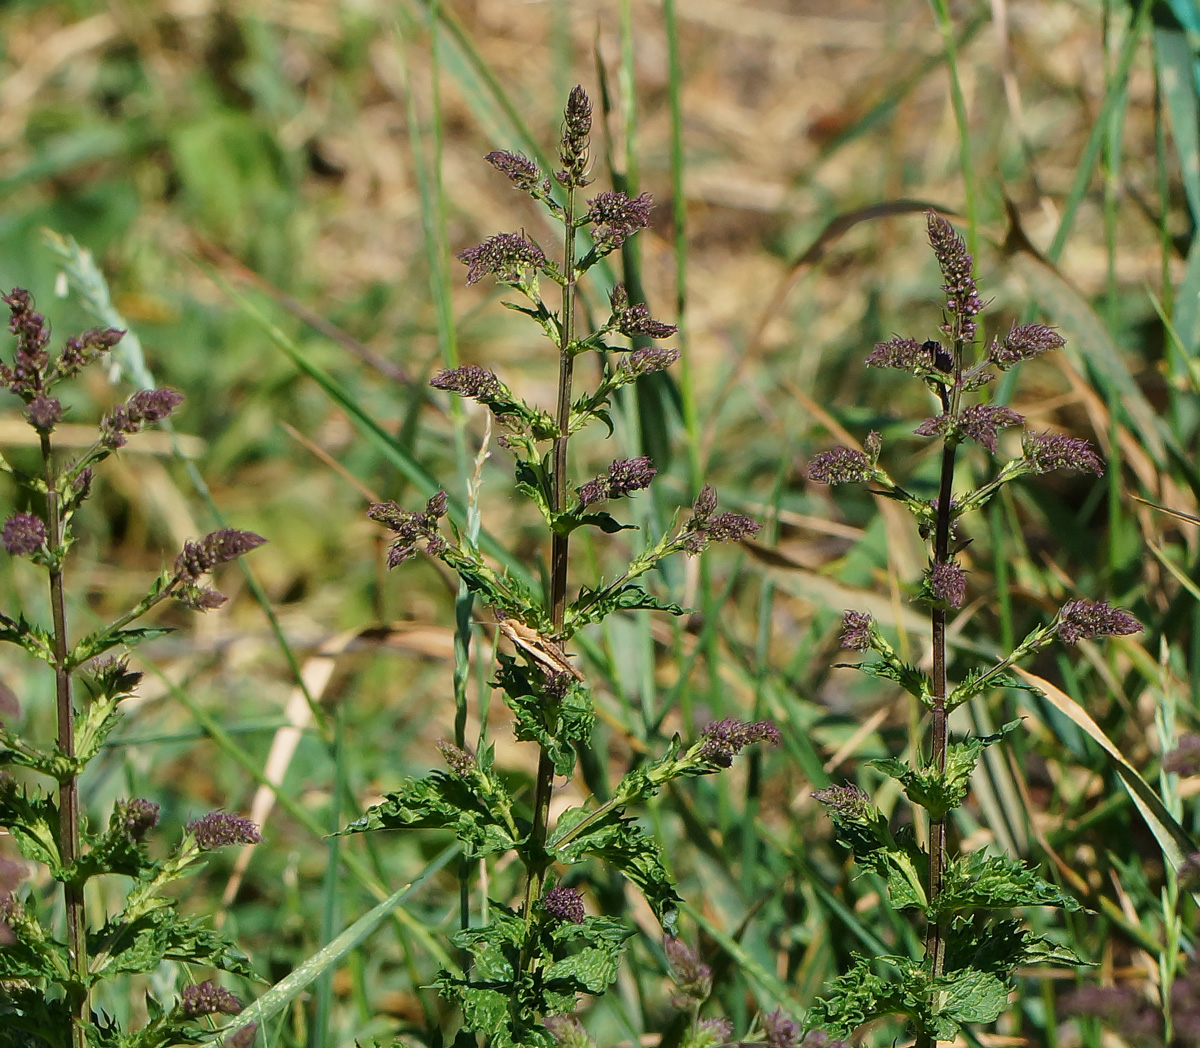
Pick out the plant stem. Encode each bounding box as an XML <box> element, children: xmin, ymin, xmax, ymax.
<box><xmin>524</xmin><ymin>185</ymin><xmax>578</xmax><ymax>926</ymax></box>
<box><xmin>42</xmin><ymin>433</ymin><xmax>87</xmax><ymax>1048</ymax></box>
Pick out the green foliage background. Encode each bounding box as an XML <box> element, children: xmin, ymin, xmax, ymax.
<box><xmin>1</xmin><ymin>1</ymin><xmax>1197</xmax><ymax>1045</ymax></box>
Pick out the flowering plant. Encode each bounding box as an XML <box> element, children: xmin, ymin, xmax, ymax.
<box><xmin>0</xmin><ymin>289</ymin><xmax>266</xmax><ymax>1048</ymax></box>
<box><xmin>806</xmin><ymin>213</ymin><xmax>1141</xmax><ymax>1046</ymax></box>
<box><xmin>355</xmin><ymin>88</ymin><xmax>775</xmax><ymax>1048</ymax></box>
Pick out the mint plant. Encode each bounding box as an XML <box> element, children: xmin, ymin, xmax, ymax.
<box><xmin>0</xmin><ymin>289</ymin><xmax>266</xmax><ymax>1048</ymax></box>
<box><xmin>355</xmin><ymin>87</ymin><xmax>775</xmax><ymax>1047</ymax></box>
<box><xmin>805</xmin><ymin>213</ymin><xmax>1142</xmax><ymax>1045</ymax></box>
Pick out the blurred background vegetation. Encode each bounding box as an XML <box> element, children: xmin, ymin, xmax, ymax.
<box><xmin>1</xmin><ymin>0</ymin><xmax>1198</xmax><ymax>1045</ymax></box>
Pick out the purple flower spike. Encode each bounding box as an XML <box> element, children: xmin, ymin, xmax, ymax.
<box><xmin>811</xmin><ymin>782</ymin><xmax>874</xmax><ymax>822</ymax></box>
<box><xmin>989</xmin><ymin>322</ymin><xmax>1065</xmax><ymax>371</ymax></box>
<box><xmin>1056</xmin><ymin>599</ymin><xmax>1142</xmax><ymax>645</ymax></box>
<box><xmin>1022</xmin><ymin>431</ymin><xmax>1104</xmax><ymax>475</ymax></box>
<box><xmin>175</xmin><ymin>529</ymin><xmax>266</xmax><ymax>580</ymax></box>
<box><xmin>100</xmin><ymin>387</ymin><xmax>184</xmax><ymax>448</ymax></box>
<box><xmin>59</xmin><ymin>328</ymin><xmax>123</xmax><ymax>378</ymax></box>
<box><xmin>437</xmin><ymin>739</ymin><xmax>476</xmax><ymax>776</ymax></box>
<box><xmin>610</xmin><ymin>285</ymin><xmax>677</xmax><ymax>340</ymax></box>
<box><xmin>926</xmin><ymin>211</ymin><xmax>983</xmax><ymax>342</ymax></box>
<box><xmin>808</xmin><ymin>446</ymin><xmax>876</xmax><ymax>485</ymax></box>
<box><xmin>557</xmin><ymin>85</ymin><xmax>593</xmax><ymax>187</ymax></box>
<box><xmin>485</xmin><ymin>150</ymin><xmax>542</xmax><ymax>192</ymax></box>
<box><xmin>181</xmin><ymin>980</ymin><xmax>243</xmax><ymax>1017</ymax></box>
<box><xmin>3</xmin><ymin>513</ymin><xmax>46</xmax><ymax>556</ymax></box>
<box><xmin>621</xmin><ymin>345</ymin><xmax>679</xmax><ymax>377</ymax></box>
<box><xmin>542</xmin><ymin>885</ymin><xmax>585</xmax><ymax>924</ymax></box>
<box><xmin>187</xmin><ymin>811</ymin><xmax>263</xmax><ymax>850</ymax></box>
<box><xmin>579</xmin><ymin>457</ymin><xmax>657</xmax><ymax>506</ymax></box>
<box><xmin>698</xmin><ymin>718</ymin><xmax>780</xmax><ymax>768</ymax></box>
<box><xmin>26</xmin><ymin>394</ymin><xmax>62</xmax><ymax>433</ymax></box>
<box><xmin>457</xmin><ymin>232</ymin><xmax>546</xmax><ymax>286</ymax></box>
<box><xmin>430</xmin><ymin>364</ymin><xmax>505</xmax><ymax>403</ymax></box>
<box><xmin>866</xmin><ymin>337</ymin><xmax>934</xmax><ymax>373</ymax></box>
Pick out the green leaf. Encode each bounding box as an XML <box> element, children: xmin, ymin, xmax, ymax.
<box><xmin>340</xmin><ymin>771</ymin><xmax>519</xmax><ymax>858</ymax></box>
<box><xmin>494</xmin><ymin>656</ymin><xmax>594</xmax><ymax>777</ymax></box>
<box><xmin>873</xmin><ymin>723</ymin><xmax>1018</xmax><ymax>820</ymax></box>
<box><xmin>0</xmin><ymin>784</ymin><xmax>63</xmax><ymax>874</ymax></box>
<box><xmin>553</xmin><ymin>811</ymin><xmax>680</xmax><ymax>926</ymax></box>
<box><xmin>934</xmin><ymin>965</ymin><xmax>1010</xmax><ymax>1027</ymax></box>
<box><xmin>935</xmin><ymin>851</ymin><xmax>1082</xmax><ymax>918</ymax></box>
<box><xmin>566</xmin><ymin>582</ymin><xmax>686</xmax><ymax>632</ymax></box>
<box><xmin>68</xmin><ymin>626</ymin><xmax>173</xmax><ymax>668</ymax></box>
<box><xmin>89</xmin><ymin>909</ymin><xmax>253</xmax><ymax>980</ymax></box>
<box><xmin>0</xmin><ymin>611</ymin><xmax>55</xmax><ymax>664</ymax></box>
<box><xmin>803</xmin><ymin>955</ymin><xmax>912</xmax><ymax>1040</ymax></box>
<box><xmin>947</xmin><ymin>668</ymin><xmax>1041</xmax><ymax>710</ymax></box>
<box><xmin>944</xmin><ymin>916</ymin><xmax>1087</xmax><ymax>977</ymax></box>
<box><xmin>0</xmin><ymin>989</ymin><xmax>72</xmax><ymax>1048</ymax></box>
<box><xmin>854</xmin><ymin>658</ymin><xmax>932</xmax><ymax>706</ymax></box>
<box><xmin>543</xmin><ymin>917</ymin><xmax>630</xmax><ymax>1000</ymax></box>
<box><xmin>0</xmin><ymin>905</ymin><xmax>68</xmax><ymax>982</ymax></box>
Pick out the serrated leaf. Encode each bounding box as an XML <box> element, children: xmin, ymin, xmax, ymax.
<box><xmin>0</xmin><ymin>784</ymin><xmax>63</xmax><ymax>873</ymax></box>
<box><xmin>935</xmin><ymin>851</ymin><xmax>1082</xmax><ymax>918</ymax></box>
<box><xmin>0</xmin><ymin>989</ymin><xmax>72</xmax><ymax>1048</ymax></box>
<box><xmin>934</xmin><ymin>965</ymin><xmax>1010</xmax><ymax>1026</ymax></box>
<box><xmin>947</xmin><ymin>667</ymin><xmax>1042</xmax><ymax>710</ymax></box>
<box><xmin>565</xmin><ymin>582</ymin><xmax>686</xmax><ymax>631</ymax></box>
<box><xmin>544</xmin><ymin>945</ymin><xmax>622</xmax><ymax>995</ymax></box>
<box><xmin>340</xmin><ymin>772</ymin><xmax>518</xmax><ymax>858</ymax></box>
<box><xmin>553</xmin><ymin>812</ymin><xmax>680</xmax><ymax>926</ymax></box>
<box><xmin>873</xmin><ymin>723</ymin><xmax>1018</xmax><ymax>820</ymax></box>
<box><xmin>0</xmin><ymin>612</ymin><xmax>55</xmax><ymax>664</ymax></box>
<box><xmin>803</xmin><ymin>955</ymin><xmax>910</xmax><ymax>1039</ymax></box>
<box><xmin>89</xmin><ymin>909</ymin><xmax>253</xmax><ymax>980</ymax></box>
<box><xmin>494</xmin><ymin>657</ymin><xmax>593</xmax><ymax>777</ymax></box>
<box><xmin>68</xmin><ymin>626</ymin><xmax>173</xmax><ymax>669</ymax></box>
<box><xmin>855</xmin><ymin>658</ymin><xmax>932</xmax><ymax>705</ymax></box>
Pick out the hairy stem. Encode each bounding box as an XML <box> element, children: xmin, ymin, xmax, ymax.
<box><xmin>42</xmin><ymin>433</ymin><xmax>87</xmax><ymax>1048</ymax></box>
<box><xmin>524</xmin><ymin>186</ymin><xmax>578</xmax><ymax>930</ymax></box>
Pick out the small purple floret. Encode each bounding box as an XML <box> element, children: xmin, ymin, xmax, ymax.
<box><xmin>182</xmin><ymin>980</ymin><xmax>242</xmax><ymax>1017</ymax></box>
<box><xmin>542</xmin><ymin>885</ymin><xmax>585</xmax><ymax>924</ymax></box>
<box><xmin>3</xmin><ymin>513</ymin><xmax>45</xmax><ymax>556</ymax></box>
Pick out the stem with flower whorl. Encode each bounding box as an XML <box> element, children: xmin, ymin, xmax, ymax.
<box><xmin>523</xmin><ymin>103</ymin><xmax>582</xmax><ymax>956</ymax></box>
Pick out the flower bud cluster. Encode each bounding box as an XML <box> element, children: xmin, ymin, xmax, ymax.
<box><xmin>679</xmin><ymin>485</ymin><xmax>761</xmax><ymax>555</ymax></box>
<box><xmin>697</xmin><ymin>718</ymin><xmax>781</xmax><ymax>767</ymax></box>
<box><xmin>181</xmin><ymin>980</ymin><xmax>243</xmax><ymax>1017</ymax></box>
<box><xmin>100</xmin><ymin>388</ymin><xmax>185</xmax><ymax>448</ymax></box>
<box><xmin>577</xmin><ymin>457</ymin><xmax>657</xmax><ymax>507</ymax></box>
<box><xmin>367</xmin><ymin>491</ymin><xmax>449</xmax><ymax>567</ymax></box>
<box><xmin>186</xmin><ymin>811</ymin><xmax>263</xmax><ymax>851</ymax></box>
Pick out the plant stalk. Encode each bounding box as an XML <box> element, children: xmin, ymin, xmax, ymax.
<box><xmin>524</xmin><ymin>185</ymin><xmax>577</xmax><ymax>926</ymax></box>
<box><xmin>42</xmin><ymin>433</ymin><xmax>87</xmax><ymax>1048</ymax></box>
